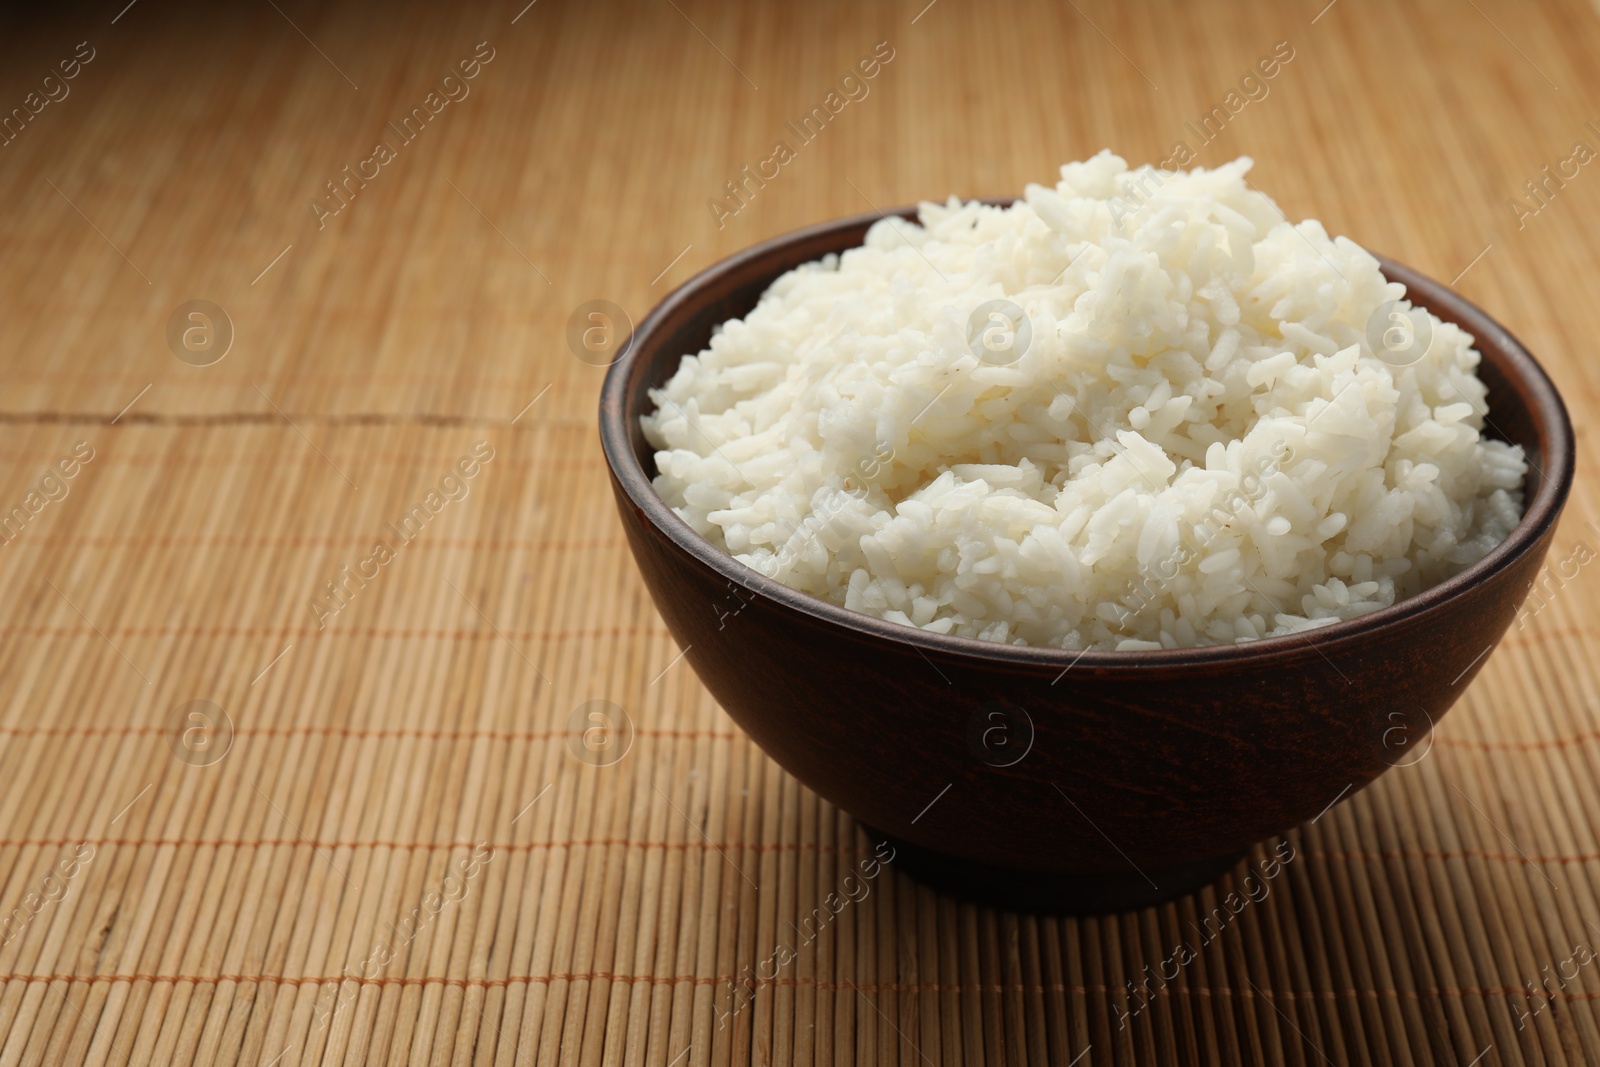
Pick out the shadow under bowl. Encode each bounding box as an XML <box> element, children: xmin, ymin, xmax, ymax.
<box><xmin>598</xmin><ymin>203</ymin><xmax>1575</xmax><ymax>913</ymax></box>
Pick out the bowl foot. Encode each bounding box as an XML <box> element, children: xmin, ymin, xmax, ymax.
<box><xmin>867</xmin><ymin>829</ymin><xmax>1247</xmax><ymax>914</ymax></box>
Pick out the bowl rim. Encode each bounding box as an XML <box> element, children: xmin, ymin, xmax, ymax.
<box><xmin>599</xmin><ymin>203</ymin><xmax>1575</xmax><ymax>671</ymax></box>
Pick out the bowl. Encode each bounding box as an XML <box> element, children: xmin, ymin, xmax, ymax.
<box><xmin>598</xmin><ymin>203</ymin><xmax>1575</xmax><ymax>913</ymax></box>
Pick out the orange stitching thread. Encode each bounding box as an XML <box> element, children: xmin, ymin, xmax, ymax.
<box><xmin>0</xmin><ymin>837</ymin><xmax>863</xmax><ymax>854</ymax></box>
<box><xmin>0</xmin><ymin>973</ymin><xmax>1572</xmax><ymax>1000</ymax></box>
<box><xmin>6</xmin><ymin>721</ymin><xmax>1600</xmax><ymax>754</ymax></box>
<box><xmin>0</xmin><ymin>726</ymin><xmax>739</xmax><ymax>742</ymax></box>
<box><xmin>0</xmin><ymin>838</ymin><xmax>1588</xmax><ymax>866</ymax></box>
<box><xmin>0</xmin><ymin>624</ymin><xmax>669</xmax><ymax>641</ymax></box>
<box><xmin>3</xmin><ymin>534</ymin><xmax>625</xmax><ymax>552</ymax></box>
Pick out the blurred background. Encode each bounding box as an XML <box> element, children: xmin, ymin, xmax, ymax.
<box><xmin>0</xmin><ymin>0</ymin><xmax>1596</xmax><ymax>1064</ymax></box>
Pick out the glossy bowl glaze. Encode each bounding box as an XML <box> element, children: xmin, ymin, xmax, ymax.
<box><xmin>598</xmin><ymin>204</ymin><xmax>1575</xmax><ymax>912</ymax></box>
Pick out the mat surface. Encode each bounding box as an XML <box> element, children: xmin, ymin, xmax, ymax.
<box><xmin>1</xmin><ymin>0</ymin><xmax>1598</xmax><ymax>1063</ymax></box>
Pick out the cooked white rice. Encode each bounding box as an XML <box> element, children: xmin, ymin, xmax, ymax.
<box><xmin>643</xmin><ymin>152</ymin><xmax>1526</xmax><ymax>650</ymax></box>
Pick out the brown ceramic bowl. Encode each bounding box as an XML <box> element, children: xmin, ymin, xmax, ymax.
<box><xmin>598</xmin><ymin>203</ymin><xmax>1574</xmax><ymax>913</ymax></box>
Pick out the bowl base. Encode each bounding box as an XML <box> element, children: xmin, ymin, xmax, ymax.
<box><xmin>869</xmin><ymin>829</ymin><xmax>1247</xmax><ymax>914</ymax></box>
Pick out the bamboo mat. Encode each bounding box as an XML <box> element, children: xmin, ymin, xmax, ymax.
<box><xmin>1</xmin><ymin>0</ymin><xmax>1599</xmax><ymax>1063</ymax></box>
